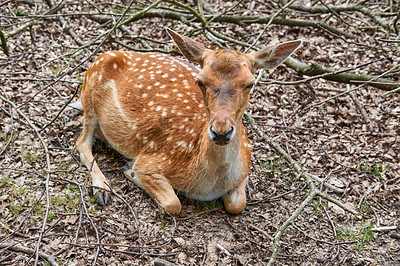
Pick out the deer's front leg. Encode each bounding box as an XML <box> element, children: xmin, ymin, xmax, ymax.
<box><xmin>222</xmin><ymin>178</ymin><xmax>247</xmax><ymax>214</ymax></box>
<box><xmin>76</xmin><ymin>115</ymin><xmax>110</xmax><ymax>205</ymax></box>
<box><xmin>135</xmin><ymin>166</ymin><xmax>181</xmax><ymax>215</ymax></box>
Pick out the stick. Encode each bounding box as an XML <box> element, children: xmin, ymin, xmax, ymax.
<box><xmin>0</xmin><ymin>243</ymin><xmax>58</xmax><ymax>266</ymax></box>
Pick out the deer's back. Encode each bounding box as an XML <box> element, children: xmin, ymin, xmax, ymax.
<box><xmin>82</xmin><ymin>51</ymin><xmax>206</xmax><ymax>163</ymax></box>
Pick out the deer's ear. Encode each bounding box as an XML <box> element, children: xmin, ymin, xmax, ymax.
<box><xmin>248</xmin><ymin>40</ymin><xmax>302</xmax><ymax>71</ymax></box>
<box><xmin>166</xmin><ymin>28</ymin><xmax>209</xmax><ymax>65</ymax></box>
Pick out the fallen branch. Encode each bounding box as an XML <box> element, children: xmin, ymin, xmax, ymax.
<box><xmin>244</xmin><ymin>110</ymin><xmax>361</xmax><ymax>265</ymax></box>
<box><xmin>0</xmin><ymin>243</ymin><xmax>58</xmax><ymax>266</ymax></box>
<box><xmin>285</xmin><ymin>57</ymin><xmax>400</xmax><ymax>91</ymax></box>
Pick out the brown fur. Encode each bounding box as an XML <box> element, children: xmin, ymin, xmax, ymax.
<box><xmin>76</xmin><ymin>30</ymin><xmax>302</xmax><ymax>215</ymax></box>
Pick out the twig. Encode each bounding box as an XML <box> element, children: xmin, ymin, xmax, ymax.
<box><xmin>267</xmin><ymin>189</ymin><xmax>318</xmax><ymax>266</ymax></box>
<box><xmin>0</xmin><ymin>29</ymin><xmax>9</xmax><ymax>56</ymax></box>
<box><xmin>0</xmin><ymin>243</ymin><xmax>58</xmax><ymax>266</ymax></box>
<box><xmin>317</xmin><ymin>190</ymin><xmax>361</xmax><ymax>219</ymax></box>
<box><xmin>348</xmin><ymin>86</ymin><xmax>373</xmax><ymax>131</ymax></box>
<box><xmin>216</xmin><ymin>243</ymin><xmax>232</xmax><ymax>257</ymax></box>
<box><xmin>97</xmin><ymin>185</ymin><xmax>142</xmax><ymax>242</ymax></box>
<box><xmin>249</xmin><ymin>224</ymin><xmax>274</xmax><ymax>241</ymax></box>
<box><xmin>153</xmin><ymin>258</ymin><xmax>181</xmax><ymax>266</ymax></box>
<box><xmin>307</xmin><ymin>63</ymin><xmax>400</xmax><ymax>108</ymax></box>
<box><xmin>291</xmin><ymin>223</ymin><xmax>356</xmax><ymax>246</ymax></box>
<box><xmin>371</xmin><ymin>226</ymin><xmax>397</xmax><ymax>232</ymax></box>
<box><xmin>245</xmin><ymin>0</ymin><xmax>297</xmax><ymax>52</ymax></box>
<box><xmin>37</xmin><ymin>1</ymin><xmax>130</xmax><ymax>131</ymax></box>
<box><xmin>0</xmin><ymin>94</ymin><xmax>52</xmax><ymax>266</ymax></box>
<box><xmin>52</xmin><ymin>178</ymin><xmax>101</xmax><ymax>265</ymax></box>
<box><xmin>45</xmin><ymin>0</ymin><xmax>85</xmax><ymax>46</ymax></box>
<box><xmin>176</xmin><ymin>207</ymin><xmax>223</xmax><ymax>221</ymax></box>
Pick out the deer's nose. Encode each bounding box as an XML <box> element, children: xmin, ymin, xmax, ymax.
<box><xmin>209</xmin><ymin>126</ymin><xmax>235</xmax><ymax>146</ymax></box>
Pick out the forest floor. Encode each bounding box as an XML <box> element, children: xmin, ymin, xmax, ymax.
<box><xmin>1</xmin><ymin>1</ymin><xmax>399</xmax><ymax>265</ymax></box>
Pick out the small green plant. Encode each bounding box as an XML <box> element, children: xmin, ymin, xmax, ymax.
<box><xmin>204</xmin><ymin>200</ymin><xmax>223</xmax><ymax>210</ymax></box>
<box><xmin>18</xmin><ymin>187</ymin><xmax>26</xmax><ymax>195</ymax></box>
<box><xmin>1</xmin><ymin>131</ymin><xmax>18</xmax><ymax>142</ymax></box>
<box><xmin>337</xmin><ymin>226</ymin><xmax>357</xmax><ymax>241</ymax></box>
<box><xmin>337</xmin><ymin>224</ymin><xmax>373</xmax><ymax>251</ymax></box>
<box><xmin>360</xmin><ymin>161</ymin><xmax>388</xmax><ymax>177</ymax></box>
<box><xmin>32</xmin><ymin>201</ymin><xmax>45</xmax><ymax>216</ymax></box>
<box><xmin>66</xmin><ymin>184</ymin><xmax>77</xmax><ymax>193</ymax></box>
<box><xmin>15</xmin><ymin>7</ymin><xmax>27</xmax><ymax>16</ymax></box>
<box><xmin>360</xmin><ymin>224</ymin><xmax>373</xmax><ymax>242</ymax></box>
<box><xmin>262</xmin><ymin>157</ymin><xmax>295</xmax><ymax>182</ymax></box>
<box><xmin>360</xmin><ymin>199</ymin><xmax>373</xmax><ymax>215</ymax></box>
<box><xmin>0</xmin><ymin>177</ymin><xmax>11</xmax><ymax>188</ymax></box>
<box><xmin>11</xmin><ymin>200</ymin><xmax>21</xmax><ymax>215</ymax></box>
<box><xmin>155</xmin><ymin>214</ymin><xmax>170</xmax><ymax>230</ymax></box>
<box><xmin>25</xmin><ymin>152</ymin><xmax>39</xmax><ymax>162</ymax></box>
<box><xmin>47</xmin><ymin>212</ymin><xmax>55</xmax><ymax>222</ymax></box>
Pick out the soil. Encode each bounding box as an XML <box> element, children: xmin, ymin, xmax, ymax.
<box><xmin>1</xmin><ymin>1</ymin><xmax>399</xmax><ymax>265</ymax></box>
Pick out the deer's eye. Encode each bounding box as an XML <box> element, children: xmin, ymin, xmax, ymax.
<box><xmin>197</xmin><ymin>80</ymin><xmax>206</xmax><ymax>90</ymax></box>
<box><xmin>244</xmin><ymin>84</ymin><xmax>254</xmax><ymax>91</ymax></box>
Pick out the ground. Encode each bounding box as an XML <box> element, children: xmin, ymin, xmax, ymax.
<box><xmin>0</xmin><ymin>1</ymin><xmax>399</xmax><ymax>265</ymax></box>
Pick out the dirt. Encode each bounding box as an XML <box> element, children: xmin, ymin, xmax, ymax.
<box><xmin>1</xmin><ymin>1</ymin><xmax>399</xmax><ymax>265</ymax></box>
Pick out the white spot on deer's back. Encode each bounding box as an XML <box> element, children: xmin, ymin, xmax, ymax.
<box><xmin>113</xmin><ymin>63</ymin><xmax>117</xmax><ymax>69</ymax></box>
<box><xmin>176</xmin><ymin>141</ymin><xmax>187</xmax><ymax>147</ymax></box>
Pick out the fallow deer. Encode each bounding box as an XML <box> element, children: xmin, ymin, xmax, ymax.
<box><xmin>76</xmin><ymin>28</ymin><xmax>302</xmax><ymax>215</ymax></box>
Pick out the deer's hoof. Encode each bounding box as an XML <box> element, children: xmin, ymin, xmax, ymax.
<box><xmin>94</xmin><ymin>189</ymin><xmax>111</xmax><ymax>205</ymax></box>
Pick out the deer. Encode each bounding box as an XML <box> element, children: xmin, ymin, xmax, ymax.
<box><xmin>76</xmin><ymin>28</ymin><xmax>302</xmax><ymax>215</ymax></box>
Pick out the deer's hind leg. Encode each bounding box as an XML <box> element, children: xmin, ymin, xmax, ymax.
<box><xmin>76</xmin><ymin>112</ymin><xmax>111</xmax><ymax>205</ymax></box>
<box><xmin>122</xmin><ymin>159</ymin><xmax>145</xmax><ymax>190</ymax></box>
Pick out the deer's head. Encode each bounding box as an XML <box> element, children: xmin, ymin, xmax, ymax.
<box><xmin>167</xmin><ymin>29</ymin><xmax>302</xmax><ymax>146</ymax></box>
